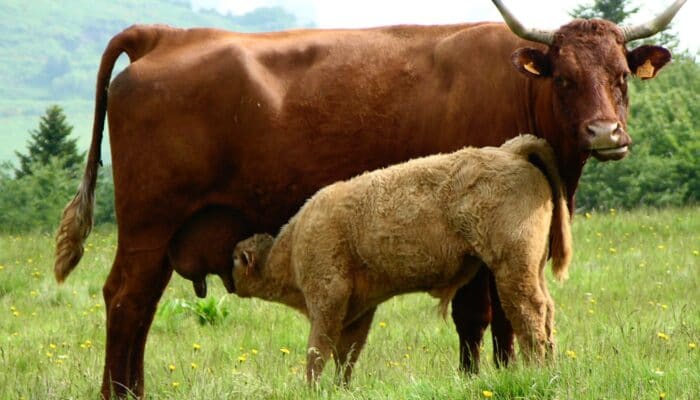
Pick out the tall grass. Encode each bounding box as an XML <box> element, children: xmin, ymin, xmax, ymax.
<box><xmin>0</xmin><ymin>208</ymin><xmax>698</xmax><ymax>399</ymax></box>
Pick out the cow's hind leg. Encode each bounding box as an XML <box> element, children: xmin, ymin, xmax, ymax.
<box><xmin>451</xmin><ymin>264</ymin><xmax>491</xmax><ymax>373</ymax></box>
<box><xmin>334</xmin><ymin>307</ymin><xmax>377</xmax><ymax>385</ymax></box>
<box><xmin>489</xmin><ymin>271</ymin><xmax>515</xmax><ymax>367</ymax></box>
<box><xmin>101</xmin><ymin>246</ymin><xmax>171</xmax><ymax>399</ymax></box>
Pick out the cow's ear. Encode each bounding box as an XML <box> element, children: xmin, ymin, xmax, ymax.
<box><xmin>511</xmin><ymin>48</ymin><xmax>552</xmax><ymax>78</ymax></box>
<box><xmin>627</xmin><ymin>45</ymin><xmax>671</xmax><ymax>80</ymax></box>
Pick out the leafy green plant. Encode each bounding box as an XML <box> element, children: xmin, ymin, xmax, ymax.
<box><xmin>157</xmin><ymin>295</ymin><xmax>231</xmax><ymax>326</ymax></box>
<box><xmin>189</xmin><ymin>296</ymin><xmax>231</xmax><ymax>326</ymax></box>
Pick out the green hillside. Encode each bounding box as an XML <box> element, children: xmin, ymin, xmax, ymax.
<box><xmin>0</xmin><ymin>0</ymin><xmax>301</xmax><ymax>163</ymax></box>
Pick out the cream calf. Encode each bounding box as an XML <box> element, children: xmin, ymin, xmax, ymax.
<box><xmin>232</xmin><ymin>135</ymin><xmax>571</xmax><ymax>384</ymax></box>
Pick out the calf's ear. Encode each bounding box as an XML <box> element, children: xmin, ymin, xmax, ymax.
<box><xmin>511</xmin><ymin>48</ymin><xmax>552</xmax><ymax>78</ymax></box>
<box><xmin>242</xmin><ymin>250</ymin><xmax>256</xmax><ymax>268</ymax></box>
<box><xmin>627</xmin><ymin>45</ymin><xmax>671</xmax><ymax>80</ymax></box>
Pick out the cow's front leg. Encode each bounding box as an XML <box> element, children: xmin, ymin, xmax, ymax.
<box><xmin>451</xmin><ymin>264</ymin><xmax>491</xmax><ymax>373</ymax></box>
<box><xmin>489</xmin><ymin>271</ymin><xmax>515</xmax><ymax>367</ymax></box>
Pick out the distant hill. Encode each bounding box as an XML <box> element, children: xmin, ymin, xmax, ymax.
<box><xmin>0</xmin><ymin>0</ymin><xmax>304</xmax><ymax>163</ymax></box>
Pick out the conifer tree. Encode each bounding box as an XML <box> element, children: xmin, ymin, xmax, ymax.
<box><xmin>15</xmin><ymin>105</ymin><xmax>83</xmax><ymax>179</ymax></box>
<box><xmin>570</xmin><ymin>0</ymin><xmax>638</xmax><ymax>23</ymax></box>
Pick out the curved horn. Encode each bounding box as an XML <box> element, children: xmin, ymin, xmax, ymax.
<box><xmin>491</xmin><ymin>0</ymin><xmax>554</xmax><ymax>45</ymax></box>
<box><xmin>621</xmin><ymin>0</ymin><xmax>687</xmax><ymax>42</ymax></box>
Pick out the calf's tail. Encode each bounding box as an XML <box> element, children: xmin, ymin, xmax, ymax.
<box><xmin>502</xmin><ymin>134</ymin><xmax>572</xmax><ymax>281</ymax></box>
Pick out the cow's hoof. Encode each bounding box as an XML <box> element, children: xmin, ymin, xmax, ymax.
<box><xmin>193</xmin><ymin>278</ymin><xmax>207</xmax><ymax>298</ymax></box>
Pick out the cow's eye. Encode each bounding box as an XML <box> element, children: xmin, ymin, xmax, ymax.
<box><xmin>554</xmin><ymin>76</ymin><xmax>572</xmax><ymax>88</ymax></box>
<box><xmin>620</xmin><ymin>72</ymin><xmax>630</xmax><ymax>85</ymax></box>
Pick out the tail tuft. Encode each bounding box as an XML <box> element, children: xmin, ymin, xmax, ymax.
<box><xmin>54</xmin><ymin>182</ymin><xmax>94</xmax><ymax>282</ymax></box>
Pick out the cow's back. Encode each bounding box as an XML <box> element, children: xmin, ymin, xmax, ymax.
<box><xmin>106</xmin><ymin>23</ymin><xmax>531</xmax><ymax>246</ymax></box>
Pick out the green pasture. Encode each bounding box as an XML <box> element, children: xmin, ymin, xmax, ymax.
<box><xmin>0</xmin><ymin>208</ymin><xmax>698</xmax><ymax>399</ymax></box>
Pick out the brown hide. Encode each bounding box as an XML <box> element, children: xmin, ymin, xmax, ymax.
<box><xmin>54</xmin><ymin>18</ymin><xmax>673</xmax><ymax>399</ymax></box>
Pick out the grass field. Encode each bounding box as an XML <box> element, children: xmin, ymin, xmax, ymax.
<box><xmin>0</xmin><ymin>207</ymin><xmax>698</xmax><ymax>399</ymax></box>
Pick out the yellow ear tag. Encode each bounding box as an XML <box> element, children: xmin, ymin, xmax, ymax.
<box><xmin>524</xmin><ymin>62</ymin><xmax>540</xmax><ymax>75</ymax></box>
<box><xmin>636</xmin><ymin>59</ymin><xmax>655</xmax><ymax>79</ymax></box>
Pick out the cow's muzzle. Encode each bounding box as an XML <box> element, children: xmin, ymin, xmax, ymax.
<box><xmin>584</xmin><ymin>120</ymin><xmax>631</xmax><ymax>161</ymax></box>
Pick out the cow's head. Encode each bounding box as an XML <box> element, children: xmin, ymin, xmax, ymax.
<box><xmin>493</xmin><ymin>0</ymin><xmax>685</xmax><ymax>161</ymax></box>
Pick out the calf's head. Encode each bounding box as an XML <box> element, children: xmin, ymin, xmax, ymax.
<box><xmin>493</xmin><ymin>0</ymin><xmax>685</xmax><ymax>161</ymax></box>
<box><xmin>232</xmin><ymin>233</ymin><xmax>274</xmax><ymax>296</ymax></box>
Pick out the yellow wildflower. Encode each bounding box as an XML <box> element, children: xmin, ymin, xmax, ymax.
<box><xmin>171</xmin><ymin>381</ymin><xmax>180</xmax><ymax>388</ymax></box>
<box><xmin>659</xmin><ymin>392</ymin><xmax>666</xmax><ymax>399</ymax></box>
<box><xmin>168</xmin><ymin>364</ymin><xmax>176</xmax><ymax>372</ymax></box>
<box><xmin>689</xmin><ymin>342</ymin><xmax>697</xmax><ymax>350</ymax></box>
<box><xmin>193</xmin><ymin>343</ymin><xmax>201</xmax><ymax>351</ymax></box>
<box><xmin>379</xmin><ymin>321</ymin><xmax>387</xmax><ymax>328</ymax></box>
<box><xmin>657</xmin><ymin>332</ymin><xmax>670</xmax><ymax>341</ymax></box>
<box><xmin>190</xmin><ymin>362</ymin><xmax>198</xmax><ymax>369</ymax></box>
<box><xmin>482</xmin><ymin>390</ymin><xmax>494</xmax><ymax>398</ymax></box>
<box><xmin>280</xmin><ymin>347</ymin><xmax>290</xmax><ymax>355</ymax></box>
<box><xmin>566</xmin><ymin>350</ymin><xmax>577</xmax><ymax>359</ymax></box>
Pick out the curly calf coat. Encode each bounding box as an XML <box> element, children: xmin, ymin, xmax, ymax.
<box><xmin>232</xmin><ymin>135</ymin><xmax>572</xmax><ymax>383</ymax></box>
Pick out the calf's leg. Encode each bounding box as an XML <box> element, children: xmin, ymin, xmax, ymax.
<box><xmin>334</xmin><ymin>307</ymin><xmax>377</xmax><ymax>385</ymax></box>
<box><xmin>305</xmin><ymin>279</ymin><xmax>351</xmax><ymax>384</ymax></box>
<box><xmin>538</xmin><ymin>261</ymin><xmax>556</xmax><ymax>359</ymax></box>
<box><xmin>490</xmin><ymin>264</ymin><xmax>548</xmax><ymax>363</ymax></box>
<box><xmin>101</xmin><ymin>246</ymin><xmax>171</xmax><ymax>399</ymax></box>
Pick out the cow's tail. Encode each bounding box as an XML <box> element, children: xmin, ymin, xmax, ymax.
<box><xmin>54</xmin><ymin>25</ymin><xmax>164</xmax><ymax>282</ymax></box>
<box><xmin>502</xmin><ymin>134</ymin><xmax>572</xmax><ymax>281</ymax></box>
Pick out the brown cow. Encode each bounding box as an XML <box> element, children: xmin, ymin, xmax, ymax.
<box><xmin>231</xmin><ymin>135</ymin><xmax>571</xmax><ymax>384</ymax></box>
<box><xmin>53</xmin><ymin>0</ymin><xmax>685</xmax><ymax>397</ymax></box>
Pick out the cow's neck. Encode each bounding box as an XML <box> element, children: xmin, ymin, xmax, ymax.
<box><xmin>528</xmin><ymin>79</ymin><xmax>590</xmax><ymax>213</ymax></box>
